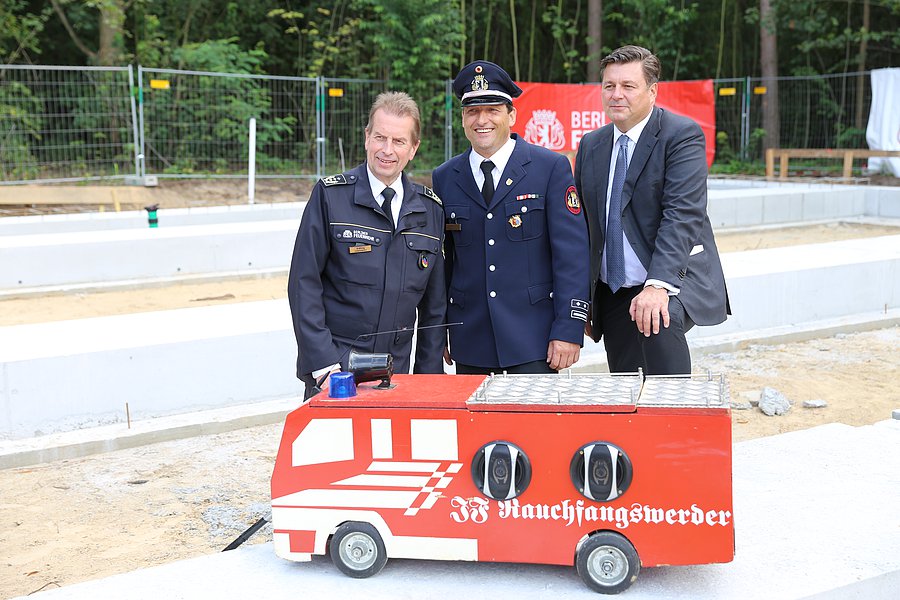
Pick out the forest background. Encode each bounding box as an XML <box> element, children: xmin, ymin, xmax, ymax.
<box><xmin>1</xmin><ymin>1</ymin><xmax>899</xmax><ymax>179</ymax></box>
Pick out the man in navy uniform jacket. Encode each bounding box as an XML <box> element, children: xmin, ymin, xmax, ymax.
<box><xmin>288</xmin><ymin>92</ymin><xmax>446</xmax><ymax>398</ymax></box>
<box><xmin>432</xmin><ymin>61</ymin><xmax>590</xmax><ymax>375</ymax></box>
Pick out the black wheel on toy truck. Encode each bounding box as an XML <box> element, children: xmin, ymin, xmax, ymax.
<box><xmin>576</xmin><ymin>531</ymin><xmax>640</xmax><ymax>594</ymax></box>
<box><xmin>329</xmin><ymin>522</ymin><xmax>388</xmax><ymax>578</ymax></box>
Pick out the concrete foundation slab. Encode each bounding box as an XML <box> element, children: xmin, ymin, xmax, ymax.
<box><xmin>2</xmin><ymin>183</ymin><xmax>897</xmax><ymax>295</ymax></box>
<box><xmin>3</xmin><ymin>233</ymin><xmax>899</xmax><ymax>440</ymax></box>
<box><xmin>0</xmin><ymin>220</ymin><xmax>299</xmax><ymax>290</ymax></box>
<box><xmin>8</xmin><ymin>419</ymin><xmax>899</xmax><ymax>600</ymax></box>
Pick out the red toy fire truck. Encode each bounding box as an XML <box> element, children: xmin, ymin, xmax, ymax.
<box><xmin>270</xmin><ymin>371</ymin><xmax>734</xmax><ymax>594</ymax></box>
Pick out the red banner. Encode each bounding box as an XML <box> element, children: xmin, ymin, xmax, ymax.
<box><xmin>511</xmin><ymin>80</ymin><xmax>716</xmax><ymax>167</ymax></box>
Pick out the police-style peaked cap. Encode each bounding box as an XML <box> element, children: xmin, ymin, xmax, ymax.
<box><xmin>453</xmin><ymin>61</ymin><xmax>523</xmax><ymax>107</ymax></box>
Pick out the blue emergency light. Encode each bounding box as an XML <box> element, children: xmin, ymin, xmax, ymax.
<box><xmin>328</xmin><ymin>371</ymin><xmax>357</xmax><ymax>398</ymax></box>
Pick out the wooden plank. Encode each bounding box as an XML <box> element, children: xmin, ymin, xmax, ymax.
<box><xmin>764</xmin><ymin>148</ymin><xmax>900</xmax><ymax>179</ymax></box>
<box><xmin>0</xmin><ymin>185</ymin><xmax>147</xmax><ymax>207</ymax></box>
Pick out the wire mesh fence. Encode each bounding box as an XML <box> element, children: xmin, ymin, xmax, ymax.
<box><xmin>0</xmin><ymin>65</ymin><xmax>137</xmax><ymax>183</ymax></box>
<box><xmin>138</xmin><ymin>68</ymin><xmax>318</xmax><ymax>179</ymax></box>
<box><xmin>0</xmin><ymin>65</ymin><xmax>881</xmax><ymax>184</ymax></box>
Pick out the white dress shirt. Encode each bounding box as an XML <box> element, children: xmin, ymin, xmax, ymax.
<box><xmin>469</xmin><ymin>136</ymin><xmax>517</xmax><ymax>193</ymax></box>
<box><xmin>602</xmin><ymin>108</ymin><xmax>679</xmax><ymax>294</ymax></box>
<box><xmin>366</xmin><ymin>165</ymin><xmax>404</xmax><ymax>226</ymax></box>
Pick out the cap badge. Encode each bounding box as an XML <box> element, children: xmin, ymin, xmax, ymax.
<box><xmin>475</xmin><ymin>65</ymin><xmax>483</xmax><ymax>74</ymax></box>
<box><xmin>471</xmin><ymin>74</ymin><xmax>489</xmax><ymax>92</ymax></box>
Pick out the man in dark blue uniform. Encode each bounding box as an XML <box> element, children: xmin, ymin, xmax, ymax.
<box><xmin>432</xmin><ymin>62</ymin><xmax>590</xmax><ymax>374</ymax></box>
<box><xmin>288</xmin><ymin>92</ymin><xmax>446</xmax><ymax>398</ymax></box>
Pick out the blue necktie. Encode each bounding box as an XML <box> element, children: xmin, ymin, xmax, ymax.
<box><xmin>606</xmin><ymin>136</ymin><xmax>628</xmax><ymax>293</ymax></box>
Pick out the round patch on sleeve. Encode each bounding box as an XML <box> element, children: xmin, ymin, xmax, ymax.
<box><xmin>566</xmin><ymin>186</ymin><xmax>581</xmax><ymax>215</ymax></box>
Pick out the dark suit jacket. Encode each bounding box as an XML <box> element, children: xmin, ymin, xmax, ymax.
<box><xmin>433</xmin><ymin>135</ymin><xmax>590</xmax><ymax>367</ymax></box>
<box><xmin>288</xmin><ymin>164</ymin><xmax>446</xmax><ymax>384</ymax></box>
<box><xmin>574</xmin><ymin>107</ymin><xmax>729</xmax><ymax>342</ymax></box>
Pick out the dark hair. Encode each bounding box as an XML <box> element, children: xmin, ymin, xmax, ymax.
<box><xmin>598</xmin><ymin>45</ymin><xmax>661</xmax><ymax>86</ymax></box>
<box><xmin>366</xmin><ymin>91</ymin><xmax>421</xmax><ymax>144</ymax></box>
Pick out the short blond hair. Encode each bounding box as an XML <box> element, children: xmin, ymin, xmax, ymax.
<box><xmin>366</xmin><ymin>91</ymin><xmax>421</xmax><ymax>145</ymax></box>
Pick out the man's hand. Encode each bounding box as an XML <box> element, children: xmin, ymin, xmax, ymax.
<box><xmin>629</xmin><ymin>286</ymin><xmax>670</xmax><ymax>336</ymax></box>
<box><xmin>547</xmin><ymin>340</ymin><xmax>581</xmax><ymax>370</ymax></box>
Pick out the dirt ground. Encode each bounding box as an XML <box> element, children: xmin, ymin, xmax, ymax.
<box><xmin>1</xmin><ymin>202</ymin><xmax>899</xmax><ymax>598</ymax></box>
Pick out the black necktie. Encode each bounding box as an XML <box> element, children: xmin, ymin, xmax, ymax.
<box><xmin>606</xmin><ymin>136</ymin><xmax>629</xmax><ymax>292</ymax></box>
<box><xmin>480</xmin><ymin>160</ymin><xmax>495</xmax><ymax>204</ymax></box>
<box><xmin>382</xmin><ymin>187</ymin><xmax>396</xmax><ymax>230</ymax></box>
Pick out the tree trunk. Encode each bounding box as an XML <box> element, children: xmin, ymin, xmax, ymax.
<box><xmin>586</xmin><ymin>0</ymin><xmax>602</xmax><ymax>82</ymax></box>
<box><xmin>97</xmin><ymin>0</ymin><xmax>126</xmax><ymax>66</ymax></box>
<box><xmin>509</xmin><ymin>0</ymin><xmax>520</xmax><ymax>80</ymax></box>
<box><xmin>854</xmin><ymin>0</ymin><xmax>870</xmax><ymax>131</ymax></box>
<box><xmin>760</xmin><ymin>0</ymin><xmax>780</xmax><ymax>151</ymax></box>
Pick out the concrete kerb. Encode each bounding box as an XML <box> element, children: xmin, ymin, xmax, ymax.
<box><xmin>0</xmin><ymin>396</ymin><xmax>299</xmax><ymax>470</ymax></box>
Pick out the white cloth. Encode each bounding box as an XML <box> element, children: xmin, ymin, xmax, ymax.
<box><xmin>866</xmin><ymin>68</ymin><xmax>900</xmax><ymax>177</ymax></box>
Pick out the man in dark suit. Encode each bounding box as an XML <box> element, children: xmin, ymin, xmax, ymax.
<box><xmin>433</xmin><ymin>61</ymin><xmax>590</xmax><ymax>375</ymax></box>
<box><xmin>574</xmin><ymin>45</ymin><xmax>729</xmax><ymax>375</ymax></box>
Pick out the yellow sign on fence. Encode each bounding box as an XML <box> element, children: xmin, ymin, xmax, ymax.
<box><xmin>328</xmin><ymin>88</ymin><xmax>344</xmax><ymax>97</ymax></box>
<box><xmin>718</xmin><ymin>87</ymin><xmax>736</xmax><ymax>96</ymax></box>
<box><xmin>150</xmin><ymin>79</ymin><xmax>170</xmax><ymax>90</ymax></box>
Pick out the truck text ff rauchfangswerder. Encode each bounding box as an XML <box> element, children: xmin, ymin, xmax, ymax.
<box><xmin>271</xmin><ymin>372</ymin><xmax>734</xmax><ymax>594</ymax></box>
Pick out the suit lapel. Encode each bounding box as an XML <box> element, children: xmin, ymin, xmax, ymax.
<box><xmin>352</xmin><ymin>165</ymin><xmax>383</xmax><ymax>216</ymax></box>
<box><xmin>452</xmin><ymin>149</ymin><xmax>487</xmax><ymax>210</ymax></box>
<box><xmin>489</xmin><ymin>136</ymin><xmax>528</xmax><ymax>210</ymax></box>
<box><xmin>396</xmin><ymin>173</ymin><xmax>426</xmax><ymax>232</ymax></box>
<box><xmin>621</xmin><ymin>107</ymin><xmax>661</xmax><ymax>210</ymax></box>
<box><xmin>591</xmin><ymin>126</ymin><xmax>614</xmax><ymax>238</ymax></box>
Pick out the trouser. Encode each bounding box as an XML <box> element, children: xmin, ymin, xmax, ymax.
<box><xmin>596</xmin><ymin>282</ymin><xmax>695</xmax><ymax>375</ymax></box>
<box><xmin>455</xmin><ymin>359</ymin><xmax>557</xmax><ymax>375</ymax></box>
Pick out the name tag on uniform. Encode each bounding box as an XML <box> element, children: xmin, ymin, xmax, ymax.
<box><xmin>445</xmin><ymin>223</ymin><xmax>461</xmax><ymax>231</ymax></box>
<box><xmin>349</xmin><ymin>244</ymin><xmax>372</xmax><ymax>254</ymax></box>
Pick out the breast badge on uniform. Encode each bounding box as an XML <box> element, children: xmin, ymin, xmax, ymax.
<box><xmin>566</xmin><ymin>186</ymin><xmax>582</xmax><ymax>215</ymax></box>
<box><xmin>418</xmin><ymin>252</ymin><xmax>430</xmax><ymax>270</ymax></box>
<box><xmin>508</xmin><ymin>214</ymin><xmax>523</xmax><ymax>228</ymax></box>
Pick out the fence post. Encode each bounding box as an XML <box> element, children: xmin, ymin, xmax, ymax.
<box><xmin>137</xmin><ymin>64</ymin><xmax>146</xmax><ymax>178</ymax></box>
<box><xmin>445</xmin><ymin>79</ymin><xmax>453</xmax><ymax>162</ymax></box>
<box><xmin>740</xmin><ymin>75</ymin><xmax>751</xmax><ymax>161</ymax></box>
<box><xmin>128</xmin><ymin>65</ymin><xmax>141</xmax><ymax>179</ymax></box>
<box><xmin>248</xmin><ymin>117</ymin><xmax>256</xmax><ymax>204</ymax></box>
<box><xmin>316</xmin><ymin>76</ymin><xmax>325</xmax><ymax>179</ymax></box>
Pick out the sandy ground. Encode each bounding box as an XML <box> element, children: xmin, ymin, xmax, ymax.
<box><xmin>1</xmin><ymin>217</ymin><xmax>899</xmax><ymax>598</ymax></box>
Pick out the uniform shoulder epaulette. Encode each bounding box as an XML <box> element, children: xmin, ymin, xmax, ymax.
<box><xmin>322</xmin><ymin>173</ymin><xmax>357</xmax><ymax>187</ymax></box>
<box><xmin>418</xmin><ymin>184</ymin><xmax>442</xmax><ymax>206</ymax></box>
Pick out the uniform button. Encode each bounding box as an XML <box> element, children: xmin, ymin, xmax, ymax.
<box><xmin>450</xmin><ymin>297</ymin><xmax>454</xmax><ymax>304</ymax></box>
<box><xmin>487</xmin><ymin>212</ymin><xmax>493</xmax><ymax>219</ymax></box>
<box><xmin>376</xmin><ymin>238</ymin><xmax>381</xmax><ymax>243</ymax></box>
<box><xmin>488</xmin><ymin>239</ymin><xmax>495</xmax><ymax>246</ymax></box>
<box><xmin>490</xmin><ymin>291</ymin><xmax>497</xmax><ymax>298</ymax></box>
<box><xmin>549</xmin><ymin>292</ymin><xmax>554</xmax><ymax>298</ymax></box>
<box><xmin>450</xmin><ymin>212</ymin><xmax>456</xmax><ymax>218</ymax></box>
<box><xmin>489</xmin><ymin>265</ymin><xmax>496</xmax><ymax>271</ymax></box>
<box><xmin>408</xmin><ymin>241</ymin><xmax>414</xmax><ymax>247</ymax></box>
<box><xmin>521</xmin><ymin>206</ymin><xmax>528</xmax><ymax>213</ymax></box>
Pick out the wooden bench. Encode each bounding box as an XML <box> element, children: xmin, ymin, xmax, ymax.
<box><xmin>765</xmin><ymin>148</ymin><xmax>900</xmax><ymax>179</ymax></box>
